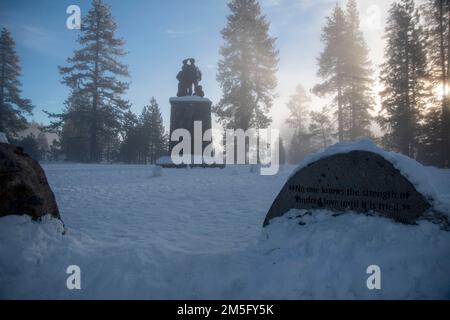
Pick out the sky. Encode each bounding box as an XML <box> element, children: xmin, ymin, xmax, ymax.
<box><xmin>0</xmin><ymin>0</ymin><xmax>397</xmax><ymax>132</ymax></box>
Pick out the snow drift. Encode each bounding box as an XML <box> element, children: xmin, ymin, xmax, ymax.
<box><xmin>0</xmin><ymin>140</ymin><xmax>449</xmax><ymax>299</ymax></box>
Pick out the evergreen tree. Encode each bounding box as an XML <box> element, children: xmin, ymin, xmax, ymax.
<box><xmin>379</xmin><ymin>0</ymin><xmax>430</xmax><ymax>157</ymax></box>
<box><xmin>418</xmin><ymin>104</ymin><xmax>443</xmax><ymax>164</ymax></box>
<box><xmin>119</xmin><ymin>110</ymin><xmax>141</xmax><ymax>163</ymax></box>
<box><xmin>286</xmin><ymin>84</ymin><xmax>311</xmax><ymax>131</ymax></box>
<box><xmin>344</xmin><ymin>0</ymin><xmax>374</xmax><ymax>139</ymax></box>
<box><xmin>314</xmin><ymin>1</ymin><xmax>374</xmax><ymax>141</ymax></box>
<box><xmin>285</xmin><ymin>84</ymin><xmax>313</xmax><ymax>163</ymax></box>
<box><xmin>48</xmin><ymin>0</ymin><xmax>130</xmax><ymax>162</ymax></box>
<box><xmin>309</xmin><ymin>107</ymin><xmax>333</xmax><ymax>150</ymax></box>
<box><xmin>51</xmin><ymin>89</ymin><xmax>92</xmax><ymax>162</ymax></box>
<box><xmin>279</xmin><ymin>137</ymin><xmax>286</xmax><ymax>165</ymax></box>
<box><xmin>15</xmin><ymin>134</ymin><xmax>42</xmax><ymax>161</ymax></box>
<box><xmin>119</xmin><ymin>100</ymin><xmax>167</xmax><ymax>164</ymax></box>
<box><xmin>421</xmin><ymin>0</ymin><xmax>450</xmax><ymax>166</ymax></box>
<box><xmin>140</xmin><ymin>98</ymin><xmax>167</xmax><ymax>164</ymax></box>
<box><xmin>215</xmin><ymin>0</ymin><xmax>278</xmax><ymax>131</ymax></box>
<box><xmin>313</xmin><ymin>4</ymin><xmax>348</xmax><ymax>142</ymax></box>
<box><xmin>0</xmin><ymin>28</ymin><xmax>33</xmax><ymax>138</ymax></box>
<box><xmin>288</xmin><ymin>131</ymin><xmax>313</xmax><ymax>164</ymax></box>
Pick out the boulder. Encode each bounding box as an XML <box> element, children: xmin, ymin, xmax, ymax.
<box><xmin>264</xmin><ymin>150</ymin><xmax>431</xmax><ymax>226</ymax></box>
<box><xmin>0</xmin><ymin>143</ymin><xmax>60</xmax><ymax>220</ymax></box>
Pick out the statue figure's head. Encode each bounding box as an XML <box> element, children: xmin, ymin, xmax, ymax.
<box><xmin>189</xmin><ymin>58</ymin><xmax>196</xmax><ymax>65</ymax></box>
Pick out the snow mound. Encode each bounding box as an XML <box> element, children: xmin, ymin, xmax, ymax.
<box><xmin>1</xmin><ymin>161</ymin><xmax>449</xmax><ymax>299</ymax></box>
<box><xmin>1</xmin><ymin>212</ymin><xmax>449</xmax><ymax>299</ymax></box>
<box><xmin>294</xmin><ymin>139</ymin><xmax>448</xmax><ymax>216</ymax></box>
<box><xmin>254</xmin><ymin>209</ymin><xmax>450</xmax><ymax>299</ymax></box>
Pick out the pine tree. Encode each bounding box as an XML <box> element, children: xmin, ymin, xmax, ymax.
<box><xmin>379</xmin><ymin>0</ymin><xmax>430</xmax><ymax>158</ymax></box>
<box><xmin>140</xmin><ymin>98</ymin><xmax>167</xmax><ymax>164</ymax></box>
<box><xmin>285</xmin><ymin>84</ymin><xmax>313</xmax><ymax>163</ymax></box>
<box><xmin>0</xmin><ymin>28</ymin><xmax>33</xmax><ymax>138</ymax></box>
<box><xmin>279</xmin><ymin>137</ymin><xmax>286</xmax><ymax>165</ymax></box>
<box><xmin>421</xmin><ymin>0</ymin><xmax>450</xmax><ymax>166</ymax></box>
<box><xmin>119</xmin><ymin>110</ymin><xmax>141</xmax><ymax>163</ymax></box>
<box><xmin>215</xmin><ymin>0</ymin><xmax>278</xmax><ymax>131</ymax></box>
<box><xmin>288</xmin><ymin>131</ymin><xmax>313</xmax><ymax>164</ymax></box>
<box><xmin>49</xmin><ymin>87</ymin><xmax>92</xmax><ymax>162</ymax></box>
<box><xmin>119</xmin><ymin>100</ymin><xmax>167</xmax><ymax>164</ymax></box>
<box><xmin>343</xmin><ymin>0</ymin><xmax>374</xmax><ymax>139</ymax></box>
<box><xmin>314</xmin><ymin>1</ymin><xmax>374</xmax><ymax>142</ymax></box>
<box><xmin>286</xmin><ymin>84</ymin><xmax>311</xmax><ymax>131</ymax></box>
<box><xmin>309</xmin><ymin>107</ymin><xmax>333</xmax><ymax>150</ymax></box>
<box><xmin>15</xmin><ymin>134</ymin><xmax>42</xmax><ymax>161</ymax></box>
<box><xmin>313</xmin><ymin>4</ymin><xmax>348</xmax><ymax>142</ymax></box>
<box><xmin>49</xmin><ymin>0</ymin><xmax>130</xmax><ymax>162</ymax></box>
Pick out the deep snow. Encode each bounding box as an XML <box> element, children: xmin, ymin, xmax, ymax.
<box><xmin>1</xmin><ymin>141</ymin><xmax>450</xmax><ymax>299</ymax></box>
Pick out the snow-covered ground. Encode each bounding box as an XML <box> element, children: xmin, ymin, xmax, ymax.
<box><xmin>1</xmin><ymin>143</ymin><xmax>450</xmax><ymax>299</ymax></box>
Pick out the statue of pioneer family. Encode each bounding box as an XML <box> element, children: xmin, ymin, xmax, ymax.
<box><xmin>176</xmin><ymin>58</ymin><xmax>205</xmax><ymax>98</ymax></box>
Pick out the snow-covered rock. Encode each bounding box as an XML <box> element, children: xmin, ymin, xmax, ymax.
<box><xmin>291</xmin><ymin>139</ymin><xmax>449</xmax><ymax>218</ymax></box>
<box><xmin>265</xmin><ymin>140</ymin><xmax>435</xmax><ymax>226</ymax></box>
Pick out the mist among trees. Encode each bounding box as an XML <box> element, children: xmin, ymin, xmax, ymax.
<box><xmin>0</xmin><ymin>0</ymin><xmax>449</xmax><ymax>167</ymax></box>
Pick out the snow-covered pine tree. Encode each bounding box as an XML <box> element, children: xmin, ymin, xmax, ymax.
<box><xmin>379</xmin><ymin>0</ymin><xmax>430</xmax><ymax>158</ymax></box>
<box><xmin>215</xmin><ymin>0</ymin><xmax>278</xmax><ymax>131</ymax></box>
<box><xmin>53</xmin><ymin>0</ymin><xmax>130</xmax><ymax>162</ymax></box>
<box><xmin>0</xmin><ymin>28</ymin><xmax>33</xmax><ymax>138</ymax></box>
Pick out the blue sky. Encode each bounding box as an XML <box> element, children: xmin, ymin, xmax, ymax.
<box><xmin>0</xmin><ymin>0</ymin><xmax>393</xmax><ymax>130</ymax></box>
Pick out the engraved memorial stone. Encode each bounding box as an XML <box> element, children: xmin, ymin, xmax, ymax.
<box><xmin>263</xmin><ymin>150</ymin><xmax>431</xmax><ymax>226</ymax></box>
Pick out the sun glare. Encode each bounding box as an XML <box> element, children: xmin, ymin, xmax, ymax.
<box><xmin>434</xmin><ymin>84</ymin><xmax>450</xmax><ymax>98</ymax></box>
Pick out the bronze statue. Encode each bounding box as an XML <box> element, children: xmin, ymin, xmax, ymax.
<box><xmin>176</xmin><ymin>58</ymin><xmax>204</xmax><ymax>97</ymax></box>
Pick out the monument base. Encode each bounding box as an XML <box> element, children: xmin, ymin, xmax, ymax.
<box><xmin>169</xmin><ymin>96</ymin><xmax>213</xmax><ymax>166</ymax></box>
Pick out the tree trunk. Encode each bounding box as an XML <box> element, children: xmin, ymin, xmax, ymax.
<box><xmin>440</xmin><ymin>1</ymin><xmax>450</xmax><ymax>166</ymax></box>
<box><xmin>404</xmin><ymin>39</ymin><xmax>412</xmax><ymax>158</ymax></box>
<box><xmin>444</xmin><ymin>4</ymin><xmax>450</xmax><ymax>167</ymax></box>
<box><xmin>337</xmin><ymin>62</ymin><xmax>344</xmax><ymax>142</ymax></box>
<box><xmin>350</xmin><ymin>22</ymin><xmax>356</xmax><ymax>140</ymax></box>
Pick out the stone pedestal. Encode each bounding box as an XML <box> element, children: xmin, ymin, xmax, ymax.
<box><xmin>169</xmin><ymin>96</ymin><xmax>212</xmax><ymax>162</ymax></box>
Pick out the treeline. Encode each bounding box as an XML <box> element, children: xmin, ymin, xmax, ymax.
<box><xmin>286</xmin><ymin>0</ymin><xmax>450</xmax><ymax>167</ymax></box>
<box><xmin>1</xmin><ymin>0</ymin><xmax>449</xmax><ymax>167</ymax></box>
<box><xmin>45</xmin><ymin>0</ymin><xmax>168</xmax><ymax>164</ymax></box>
<box><xmin>0</xmin><ymin>0</ymin><xmax>167</xmax><ymax>164</ymax></box>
